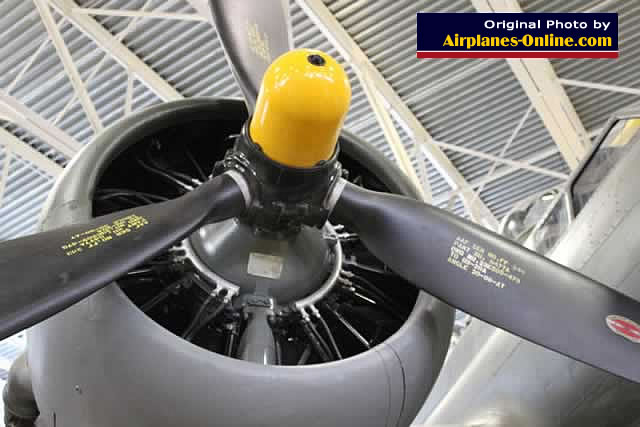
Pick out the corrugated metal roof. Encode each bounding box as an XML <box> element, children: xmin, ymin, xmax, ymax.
<box><xmin>521</xmin><ymin>0</ymin><xmax>640</xmax><ymax>132</ymax></box>
<box><xmin>0</xmin><ymin>151</ymin><xmax>54</xmax><ymax>240</ymax></box>
<box><xmin>0</xmin><ymin>0</ymin><xmax>635</xmax><ymax>237</ymax></box>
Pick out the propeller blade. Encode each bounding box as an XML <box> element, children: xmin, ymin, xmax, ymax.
<box><xmin>208</xmin><ymin>0</ymin><xmax>293</xmax><ymax>112</ymax></box>
<box><xmin>0</xmin><ymin>173</ymin><xmax>245</xmax><ymax>341</ymax></box>
<box><xmin>332</xmin><ymin>180</ymin><xmax>640</xmax><ymax>383</ymax></box>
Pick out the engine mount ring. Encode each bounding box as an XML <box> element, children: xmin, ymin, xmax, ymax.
<box><xmin>179</xmin><ymin>236</ymin><xmax>241</xmax><ymax>300</ymax></box>
<box><xmin>176</xmin><ymin>223</ymin><xmax>343</xmax><ymax>309</ymax></box>
<box><xmin>293</xmin><ymin>223</ymin><xmax>343</xmax><ymax>312</ymax></box>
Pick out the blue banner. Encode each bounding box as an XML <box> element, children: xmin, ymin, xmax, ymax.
<box><xmin>417</xmin><ymin>13</ymin><xmax>618</xmax><ymax>58</ymax></box>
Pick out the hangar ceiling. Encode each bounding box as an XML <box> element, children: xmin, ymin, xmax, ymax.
<box><xmin>0</xmin><ymin>0</ymin><xmax>635</xmax><ymax>240</ymax></box>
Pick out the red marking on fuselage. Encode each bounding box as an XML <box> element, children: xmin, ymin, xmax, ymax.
<box><xmin>606</xmin><ymin>315</ymin><xmax>640</xmax><ymax>343</ymax></box>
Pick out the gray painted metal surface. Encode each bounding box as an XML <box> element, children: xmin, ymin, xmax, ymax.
<box><xmin>15</xmin><ymin>99</ymin><xmax>453</xmax><ymax>427</ymax></box>
<box><xmin>416</xmin><ymin>105</ymin><xmax>640</xmax><ymax>426</ymax></box>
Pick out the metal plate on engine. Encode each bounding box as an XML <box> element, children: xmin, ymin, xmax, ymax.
<box><xmin>247</xmin><ymin>252</ymin><xmax>284</xmax><ymax>279</ymax></box>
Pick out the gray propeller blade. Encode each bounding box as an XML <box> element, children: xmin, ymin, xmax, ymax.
<box><xmin>332</xmin><ymin>180</ymin><xmax>640</xmax><ymax>383</ymax></box>
<box><xmin>208</xmin><ymin>0</ymin><xmax>293</xmax><ymax>112</ymax></box>
<box><xmin>0</xmin><ymin>173</ymin><xmax>245</xmax><ymax>340</ymax></box>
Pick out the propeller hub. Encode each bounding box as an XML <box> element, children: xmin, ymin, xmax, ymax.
<box><xmin>216</xmin><ymin>121</ymin><xmax>342</xmax><ymax>233</ymax></box>
<box><xmin>216</xmin><ymin>49</ymin><xmax>350</xmax><ymax>235</ymax></box>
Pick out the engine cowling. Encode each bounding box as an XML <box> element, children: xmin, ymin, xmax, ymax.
<box><xmin>23</xmin><ymin>99</ymin><xmax>453</xmax><ymax>427</ymax></box>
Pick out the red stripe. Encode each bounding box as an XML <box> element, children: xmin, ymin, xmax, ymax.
<box><xmin>416</xmin><ymin>51</ymin><xmax>618</xmax><ymax>59</ymax></box>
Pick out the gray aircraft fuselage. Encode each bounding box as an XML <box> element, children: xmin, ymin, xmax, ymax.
<box><xmin>417</xmin><ymin>106</ymin><xmax>640</xmax><ymax>427</ymax></box>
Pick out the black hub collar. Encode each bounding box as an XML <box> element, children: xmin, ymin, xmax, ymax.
<box><xmin>215</xmin><ymin>120</ymin><xmax>343</xmax><ymax>234</ymax></box>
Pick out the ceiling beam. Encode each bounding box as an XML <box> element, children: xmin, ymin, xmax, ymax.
<box><xmin>471</xmin><ymin>0</ymin><xmax>589</xmax><ymax>170</ymax></box>
<box><xmin>0</xmin><ymin>90</ymin><xmax>81</xmax><ymax>159</ymax></box>
<box><xmin>0</xmin><ymin>128</ymin><xmax>62</xmax><ymax>177</ymax></box>
<box><xmin>346</xmin><ymin>60</ymin><xmax>497</xmax><ymax>134</ymax></box>
<box><xmin>432</xmin><ymin>141</ymin><xmax>567</xmax><ymax>179</ymax></box>
<box><xmin>0</xmin><ymin>147</ymin><xmax>12</xmax><ymax>208</ymax></box>
<box><xmin>6</xmin><ymin>36</ymin><xmax>51</xmax><ymax>95</ymax></box>
<box><xmin>559</xmin><ymin>78</ymin><xmax>640</xmax><ymax>96</ymax></box>
<box><xmin>71</xmin><ymin>7</ymin><xmax>207</xmax><ymax>22</ymax></box>
<box><xmin>432</xmin><ymin>146</ymin><xmax>561</xmax><ymax>206</ymax></box>
<box><xmin>34</xmin><ymin>0</ymin><xmax>103</xmax><ymax>133</ymax></box>
<box><xmin>47</xmin><ymin>0</ymin><xmax>183</xmax><ymax>102</ymax></box>
<box><xmin>359</xmin><ymin>69</ymin><xmax>427</xmax><ymax>201</ymax></box>
<box><xmin>184</xmin><ymin>0</ymin><xmax>211</xmax><ymax>21</ymax></box>
<box><xmin>296</xmin><ymin>0</ymin><xmax>498</xmax><ymax>230</ymax></box>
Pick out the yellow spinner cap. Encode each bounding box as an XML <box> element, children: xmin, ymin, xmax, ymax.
<box><xmin>249</xmin><ymin>49</ymin><xmax>351</xmax><ymax>168</ymax></box>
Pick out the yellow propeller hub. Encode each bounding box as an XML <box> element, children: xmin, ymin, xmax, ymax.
<box><xmin>249</xmin><ymin>49</ymin><xmax>351</xmax><ymax>168</ymax></box>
